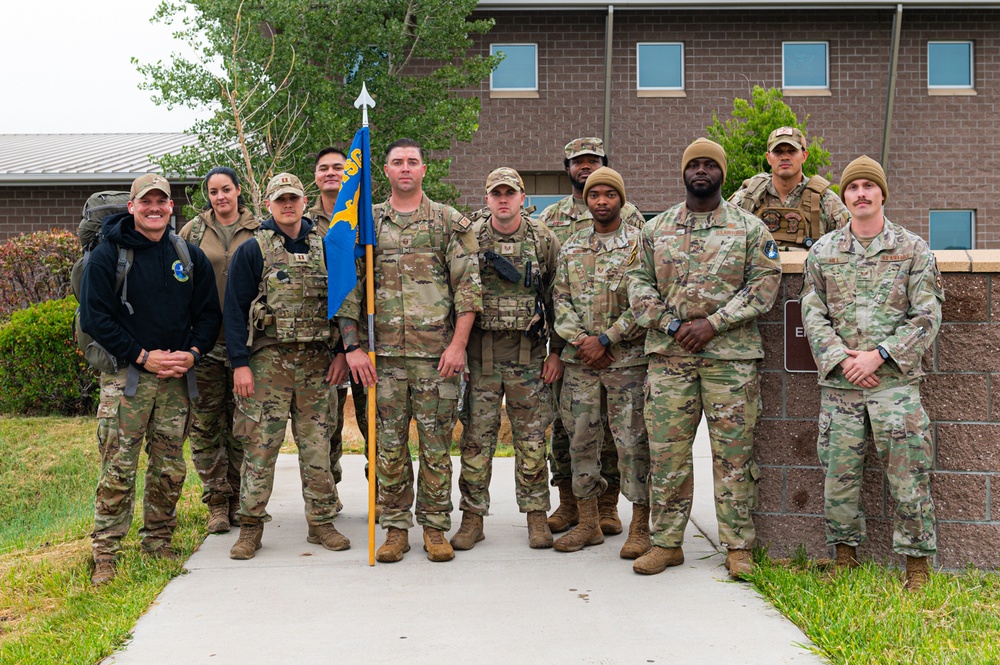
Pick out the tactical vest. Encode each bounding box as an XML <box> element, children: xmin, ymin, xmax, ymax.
<box><xmin>739</xmin><ymin>174</ymin><xmax>830</xmax><ymax>248</ymax></box>
<box><xmin>477</xmin><ymin>213</ymin><xmax>547</xmax><ymax>332</ymax></box>
<box><xmin>247</xmin><ymin>228</ymin><xmax>330</xmax><ymax>352</ymax></box>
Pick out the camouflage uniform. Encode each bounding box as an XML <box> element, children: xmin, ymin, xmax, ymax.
<box><xmin>628</xmin><ymin>200</ymin><xmax>781</xmax><ymax>550</ymax></box>
<box><xmin>226</xmin><ymin>222</ymin><xmax>344</xmax><ymax>524</ymax></box>
<box><xmin>179</xmin><ymin>207</ymin><xmax>259</xmax><ymax>506</ymax></box>
<box><xmin>539</xmin><ymin>196</ymin><xmax>645</xmax><ymax>487</ymax></box>
<box><xmin>554</xmin><ymin>222</ymin><xmax>649</xmax><ymax>503</ymax></box>
<box><xmin>459</xmin><ymin>212</ymin><xmax>561</xmax><ymax>515</ymax></box>
<box><xmin>346</xmin><ymin>195</ymin><xmax>482</xmax><ymax>531</ymax></box>
<box><xmin>308</xmin><ymin>200</ymin><xmax>369</xmax><ymax>484</ymax></box>
<box><xmin>729</xmin><ymin>174</ymin><xmax>850</xmax><ymax>250</ymax></box>
<box><xmin>801</xmin><ymin>219</ymin><xmax>943</xmax><ymax>556</ymax></box>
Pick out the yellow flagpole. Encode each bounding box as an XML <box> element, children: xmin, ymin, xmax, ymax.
<box><xmin>366</xmin><ymin>243</ymin><xmax>377</xmax><ymax>566</ymax></box>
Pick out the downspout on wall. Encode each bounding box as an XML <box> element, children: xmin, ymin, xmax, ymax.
<box><xmin>882</xmin><ymin>3</ymin><xmax>903</xmax><ymax>169</ymax></box>
<box><xmin>603</xmin><ymin>5</ymin><xmax>614</xmax><ymax>150</ymax></box>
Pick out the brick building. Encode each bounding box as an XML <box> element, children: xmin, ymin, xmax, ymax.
<box><xmin>450</xmin><ymin>0</ymin><xmax>1000</xmax><ymax>249</ymax></box>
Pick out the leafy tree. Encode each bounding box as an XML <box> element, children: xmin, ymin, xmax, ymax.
<box><xmin>136</xmin><ymin>0</ymin><xmax>501</xmax><ymax>214</ymax></box>
<box><xmin>706</xmin><ymin>85</ymin><xmax>833</xmax><ymax>199</ymax></box>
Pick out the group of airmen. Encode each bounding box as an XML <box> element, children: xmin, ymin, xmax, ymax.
<box><xmin>80</xmin><ymin>127</ymin><xmax>943</xmax><ymax>592</ymax></box>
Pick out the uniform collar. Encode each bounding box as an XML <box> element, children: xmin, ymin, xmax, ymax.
<box><xmin>678</xmin><ymin>202</ymin><xmax>727</xmax><ymax>230</ymax></box>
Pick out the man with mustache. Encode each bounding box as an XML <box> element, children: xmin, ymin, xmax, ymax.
<box><xmin>629</xmin><ymin>138</ymin><xmax>781</xmax><ymax>578</ymax></box>
<box><xmin>800</xmin><ymin>156</ymin><xmax>943</xmax><ymax>591</ymax></box>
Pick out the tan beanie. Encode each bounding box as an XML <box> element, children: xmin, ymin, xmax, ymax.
<box><xmin>583</xmin><ymin>166</ymin><xmax>627</xmax><ymax>204</ymax></box>
<box><xmin>682</xmin><ymin>138</ymin><xmax>727</xmax><ymax>182</ymax></box>
<box><xmin>839</xmin><ymin>155</ymin><xmax>888</xmax><ymax>204</ymax></box>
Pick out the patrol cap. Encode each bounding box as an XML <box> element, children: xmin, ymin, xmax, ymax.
<box><xmin>130</xmin><ymin>174</ymin><xmax>171</xmax><ymax>200</ymax></box>
<box><xmin>767</xmin><ymin>126</ymin><xmax>807</xmax><ymax>152</ymax></box>
<box><xmin>485</xmin><ymin>167</ymin><xmax>524</xmax><ymax>193</ymax></box>
<box><xmin>266</xmin><ymin>173</ymin><xmax>305</xmax><ymax>201</ymax></box>
<box><xmin>564</xmin><ymin>137</ymin><xmax>606</xmax><ymax>160</ymax></box>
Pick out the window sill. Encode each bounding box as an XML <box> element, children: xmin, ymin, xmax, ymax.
<box><xmin>782</xmin><ymin>88</ymin><xmax>832</xmax><ymax>97</ymax></box>
<box><xmin>928</xmin><ymin>88</ymin><xmax>977</xmax><ymax>96</ymax></box>
<box><xmin>637</xmin><ymin>89</ymin><xmax>686</xmax><ymax>98</ymax></box>
<box><xmin>489</xmin><ymin>90</ymin><xmax>540</xmax><ymax>99</ymax></box>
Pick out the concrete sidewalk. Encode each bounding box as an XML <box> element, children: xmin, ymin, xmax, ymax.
<box><xmin>105</xmin><ymin>421</ymin><xmax>825</xmax><ymax>665</ymax></box>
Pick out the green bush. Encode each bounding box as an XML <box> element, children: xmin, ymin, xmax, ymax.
<box><xmin>0</xmin><ymin>230</ymin><xmax>78</xmax><ymax>322</ymax></box>
<box><xmin>0</xmin><ymin>296</ymin><xmax>96</xmax><ymax>416</ymax></box>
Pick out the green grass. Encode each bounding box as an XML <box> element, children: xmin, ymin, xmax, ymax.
<box><xmin>749</xmin><ymin>549</ymin><xmax>1000</xmax><ymax>665</ymax></box>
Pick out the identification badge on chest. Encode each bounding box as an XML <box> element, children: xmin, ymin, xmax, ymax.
<box><xmin>500</xmin><ymin>242</ymin><xmax>516</xmax><ymax>256</ymax></box>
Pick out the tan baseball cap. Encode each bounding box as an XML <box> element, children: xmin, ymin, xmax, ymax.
<box><xmin>564</xmin><ymin>137</ymin><xmax>606</xmax><ymax>160</ymax></box>
<box><xmin>130</xmin><ymin>174</ymin><xmax>171</xmax><ymax>200</ymax></box>
<box><xmin>266</xmin><ymin>173</ymin><xmax>305</xmax><ymax>201</ymax></box>
<box><xmin>767</xmin><ymin>127</ymin><xmax>807</xmax><ymax>152</ymax></box>
<box><xmin>485</xmin><ymin>167</ymin><xmax>524</xmax><ymax>193</ymax></box>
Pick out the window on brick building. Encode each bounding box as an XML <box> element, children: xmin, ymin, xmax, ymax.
<box><xmin>637</xmin><ymin>42</ymin><xmax>684</xmax><ymax>95</ymax></box>
<box><xmin>782</xmin><ymin>42</ymin><xmax>829</xmax><ymax>91</ymax></box>
<box><xmin>490</xmin><ymin>44</ymin><xmax>538</xmax><ymax>93</ymax></box>
<box><xmin>928</xmin><ymin>41</ymin><xmax>974</xmax><ymax>91</ymax></box>
<box><xmin>929</xmin><ymin>210</ymin><xmax>975</xmax><ymax>250</ymax></box>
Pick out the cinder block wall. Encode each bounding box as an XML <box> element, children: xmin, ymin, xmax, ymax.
<box><xmin>754</xmin><ymin>250</ymin><xmax>1000</xmax><ymax>569</ymax></box>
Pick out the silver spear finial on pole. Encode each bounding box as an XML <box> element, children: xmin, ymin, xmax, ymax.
<box><xmin>354</xmin><ymin>82</ymin><xmax>376</xmax><ymax>128</ymax></box>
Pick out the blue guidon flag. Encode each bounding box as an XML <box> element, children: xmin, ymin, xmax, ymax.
<box><xmin>325</xmin><ymin>126</ymin><xmax>376</xmax><ymax>319</ymax></box>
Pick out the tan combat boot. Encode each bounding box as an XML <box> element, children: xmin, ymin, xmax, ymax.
<box><xmin>228</xmin><ymin>496</ymin><xmax>241</xmax><ymax>527</ymax></box>
<box><xmin>206</xmin><ymin>494</ymin><xmax>231</xmax><ymax>534</ymax></box>
<box><xmin>904</xmin><ymin>556</ymin><xmax>930</xmax><ymax>591</ymax></box>
<box><xmin>725</xmin><ymin>549</ymin><xmax>754</xmax><ymax>579</ymax></box>
<box><xmin>91</xmin><ymin>556</ymin><xmax>116</xmax><ymax>586</ymax></box>
<box><xmin>450</xmin><ymin>512</ymin><xmax>485</xmax><ymax>551</ymax></box>
<box><xmin>547</xmin><ymin>480</ymin><xmax>579</xmax><ymax>533</ymax></box>
<box><xmin>598</xmin><ymin>484</ymin><xmax>623</xmax><ymax>536</ymax></box>
<box><xmin>633</xmin><ymin>546</ymin><xmax>684</xmax><ymax>575</ymax></box>
<box><xmin>422</xmin><ymin>526</ymin><xmax>455</xmax><ymax>562</ymax></box>
<box><xmin>835</xmin><ymin>544</ymin><xmax>860</xmax><ymax>570</ymax></box>
<box><xmin>619</xmin><ymin>503</ymin><xmax>652</xmax><ymax>559</ymax></box>
<box><xmin>376</xmin><ymin>527</ymin><xmax>410</xmax><ymax>563</ymax></box>
<box><xmin>553</xmin><ymin>498</ymin><xmax>604</xmax><ymax>552</ymax></box>
<box><xmin>308</xmin><ymin>523</ymin><xmax>351</xmax><ymax>551</ymax></box>
<box><xmin>527</xmin><ymin>510</ymin><xmax>553</xmax><ymax>549</ymax></box>
<box><xmin>229</xmin><ymin>517</ymin><xmax>264</xmax><ymax>560</ymax></box>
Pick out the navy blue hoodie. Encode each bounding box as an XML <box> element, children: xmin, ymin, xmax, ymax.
<box><xmin>79</xmin><ymin>212</ymin><xmax>222</xmax><ymax>367</ymax></box>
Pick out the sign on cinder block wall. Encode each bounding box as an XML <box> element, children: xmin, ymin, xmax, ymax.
<box><xmin>783</xmin><ymin>300</ymin><xmax>817</xmax><ymax>373</ymax></box>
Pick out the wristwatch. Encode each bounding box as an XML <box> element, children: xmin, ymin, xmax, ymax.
<box><xmin>597</xmin><ymin>333</ymin><xmax>611</xmax><ymax>349</ymax></box>
<box><xmin>667</xmin><ymin>319</ymin><xmax>682</xmax><ymax>337</ymax></box>
<box><xmin>876</xmin><ymin>345</ymin><xmax>890</xmax><ymax>361</ymax></box>
<box><xmin>344</xmin><ymin>344</ymin><xmax>361</xmax><ymax>354</ymax></box>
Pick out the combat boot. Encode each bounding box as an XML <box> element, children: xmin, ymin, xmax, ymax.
<box><xmin>619</xmin><ymin>503</ymin><xmax>652</xmax><ymax>559</ymax></box>
<box><xmin>725</xmin><ymin>549</ymin><xmax>754</xmax><ymax>579</ymax></box>
<box><xmin>206</xmin><ymin>494</ymin><xmax>231</xmax><ymax>534</ymax></box>
<box><xmin>553</xmin><ymin>498</ymin><xmax>604</xmax><ymax>552</ymax></box>
<box><xmin>422</xmin><ymin>526</ymin><xmax>455</xmax><ymax>562</ymax></box>
<box><xmin>229</xmin><ymin>517</ymin><xmax>264</xmax><ymax>560</ymax></box>
<box><xmin>228</xmin><ymin>496</ymin><xmax>241</xmax><ymax>527</ymax></box>
<box><xmin>547</xmin><ymin>480</ymin><xmax>579</xmax><ymax>533</ymax></box>
<box><xmin>527</xmin><ymin>510</ymin><xmax>553</xmax><ymax>549</ymax></box>
<box><xmin>376</xmin><ymin>527</ymin><xmax>410</xmax><ymax>563</ymax></box>
<box><xmin>91</xmin><ymin>556</ymin><xmax>116</xmax><ymax>586</ymax></box>
<box><xmin>598</xmin><ymin>484</ymin><xmax>623</xmax><ymax>536</ymax></box>
<box><xmin>633</xmin><ymin>545</ymin><xmax>684</xmax><ymax>575</ymax></box>
<box><xmin>308</xmin><ymin>523</ymin><xmax>351</xmax><ymax>551</ymax></box>
<box><xmin>904</xmin><ymin>556</ymin><xmax>930</xmax><ymax>591</ymax></box>
<box><xmin>835</xmin><ymin>544</ymin><xmax>860</xmax><ymax>570</ymax></box>
<box><xmin>450</xmin><ymin>512</ymin><xmax>485</xmax><ymax>551</ymax></box>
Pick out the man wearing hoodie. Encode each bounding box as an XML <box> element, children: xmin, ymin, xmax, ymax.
<box><xmin>81</xmin><ymin>174</ymin><xmax>222</xmax><ymax>585</ymax></box>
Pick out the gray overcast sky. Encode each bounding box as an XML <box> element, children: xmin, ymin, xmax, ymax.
<box><xmin>2</xmin><ymin>1</ymin><xmax>209</xmax><ymax>134</ymax></box>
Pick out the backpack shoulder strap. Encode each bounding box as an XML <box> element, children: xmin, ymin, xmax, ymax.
<box><xmin>739</xmin><ymin>174</ymin><xmax>771</xmax><ymax>213</ymax></box>
<box><xmin>115</xmin><ymin>246</ymin><xmax>135</xmax><ymax>315</ymax></box>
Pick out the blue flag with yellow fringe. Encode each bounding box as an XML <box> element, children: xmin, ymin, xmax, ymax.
<box><xmin>326</xmin><ymin>127</ymin><xmax>375</xmax><ymax>319</ymax></box>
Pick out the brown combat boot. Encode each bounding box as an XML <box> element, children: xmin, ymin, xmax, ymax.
<box><xmin>206</xmin><ymin>494</ymin><xmax>231</xmax><ymax>534</ymax></box>
<box><xmin>228</xmin><ymin>496</ymin><xmax>241</xmax><ymax>527</ymax></box>
<box><xmin>229</xmin><ymin>517</ymin><xmax>264</xmax><ymax>560</ymax></box>
<box><xmin>527</xmin><ymin>510</ymin><xmax>553</xmax><ymax>549</ymax></box>
<box><xmin>376</xmin><ymin>527</ymin><xmax>410</xmax><ymax>563</ymax></box>
<box><xmin>450</xmin><ymin>512</ymin><xmax>485</xmax><ymax>551</ymax></box>
<box><xmin>553</xmin><ymin>498</ymin><xmax>604</xmax><ymax>552</ymax></box>
<box><xmin>91</xmin><ymin>556</ymin><xmax>116</xmax><ymax>586</ymax></box>
<box><xmin>835</xmin><ymin>544</ymin><xmax>860</xmax><ymax>570</ymax></box>
<box><xmin>547</xmin><ymin>480</ymin><xmax>579</xmax><ymax>533</ymax></box>
<box><xmin>308</xmin><ymin>523</ymin><xmax>351</xmax><ymax>551</ymax></box>
<box><xmin>633</xmin><ymin>545</ymin><xmax>684</xmax><ymax>575</ymax></box>
<box><xmin>598</xmin><ymin>484</ymin><xmax>623</xmax><ymax>536</ymax></box>
<box><xmin>725</xmin><ymin>549</ymin><xmax>754</xmax><ymax>579</ymax></box>
<box><xmin>422</xmin><ymin>526</ymin><xmax>455</xmax><ymax>562</ymax></box>
<box><xmin>619</xmin><ymin>503</ymin><xmax>652</xmax><ymax>560</ymax></box>
<box><xmin>904</xmin><ymin>556</ymin><xmax>930</xmax><ymax>591</ymax></box>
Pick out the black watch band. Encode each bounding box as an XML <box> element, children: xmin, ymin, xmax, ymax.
<box><xmin>344</xmin><ymin>344</ymin><xmax>361</xmax><ymax>354</ymax></box>
<box><xmin>597</xmin><ymin>333</ymin><xmax>611</xmax><ymax>348</ymax></box>
<box><xmin>667</xmin><ymin>319</ymin><xmax>682</xmax><ymax>337</ymax></box>
<box><xmin>876</xmin><ymin>345</ymin><xmax>890</xmax><ymax>361</ymax></box>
